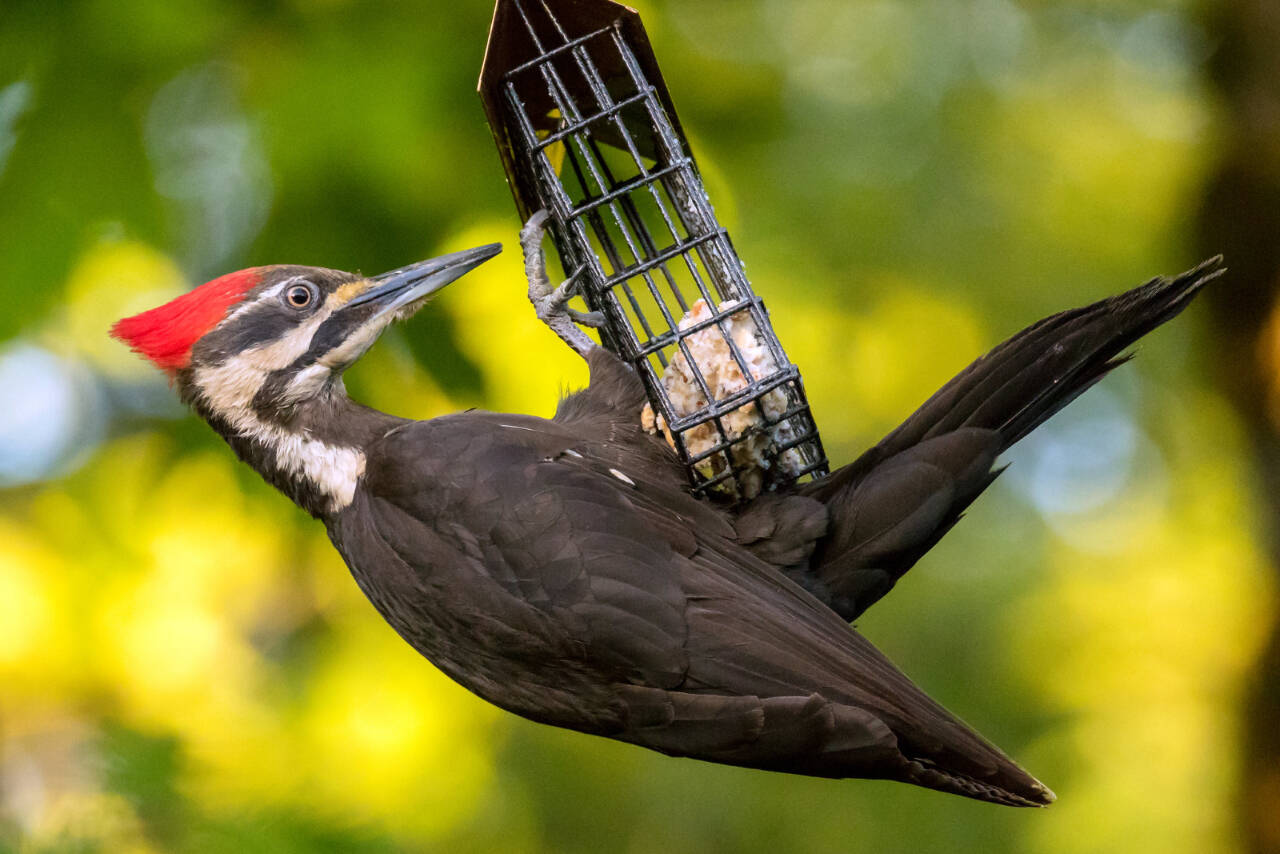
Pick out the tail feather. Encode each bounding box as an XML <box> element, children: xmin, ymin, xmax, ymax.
<box><xmin>904</xmin><ymin>758</ymin><xmax>1056</xmax><ymax>807</ymax></box>
<box><xmin>798</xmin><ymin>257</ymin><xmax>1224</xmax><ymax>621</ymax></box>
<box><xmin>891</xmin><ymin>256</ymin><xmax>1225</xmax><ymax>455</ymax></box>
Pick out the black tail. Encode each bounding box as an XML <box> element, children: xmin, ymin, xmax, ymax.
<box><xmin>877</xmin><ymin>255</ymin><xmax>1225</xmax><ymax>455</ymax></box>
<box><xmin>796</xmin><ymin>257</ymin><xmax>1225</xmax><ymax>621</ymax></box>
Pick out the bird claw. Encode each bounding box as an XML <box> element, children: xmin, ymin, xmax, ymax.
<box><xmin>540</xmin><ymin>267</ymin><xmax>604</xmax><ymax>327</ymax></box>
<box><xmin>522</xmin><ymin>210</ymin><xmax>600</xmax><ymax>356</ymax></box>
<box><xmin>569</xmin><ymin>307</ymin><xmax>606</xmax><ymax>328</ymax></box>
<box><xmin>545</xmin><ymin>265</ymin><xmax>584</xmax><ymax>305</ymax></box>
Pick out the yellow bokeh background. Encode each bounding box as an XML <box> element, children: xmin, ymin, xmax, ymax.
<box><xmin>0</xmin><ymin>1</ymin><xmax>1274</xmax><ymax>852</ymax></box>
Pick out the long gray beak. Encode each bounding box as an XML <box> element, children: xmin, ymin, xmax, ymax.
<box><xmin>349</xmin><ymin>243</ymin><xmax>503</xmax><ymax>311</ymax></box>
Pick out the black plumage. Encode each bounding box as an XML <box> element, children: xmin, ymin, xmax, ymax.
<box><xmin>118</xmin><ymin>246</ymin><xmax>1225</xmax><ymax>808</ymax></box>
<box><xmin>331</xmin><ymin>354</ymin><xmax>1047</xmax><ymax>806</ymax></box>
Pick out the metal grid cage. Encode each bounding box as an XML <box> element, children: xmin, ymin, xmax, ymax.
<box><xmin>480</xmin><ymin>0</ymin><xmax>828</xmax><ymax>500</ymax></box>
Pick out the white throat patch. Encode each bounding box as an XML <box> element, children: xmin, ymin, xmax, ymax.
<box><xmin>193</xmin><ymin>320</ymin><xmax>365</xmax><ymax>513</ymax></box>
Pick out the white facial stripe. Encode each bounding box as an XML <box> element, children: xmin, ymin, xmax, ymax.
<box><xmin>226</xmin><ymin>274</ymin><xmax>346</xmax><ymax>326</ymax></box>
<box><xmin>190</xmin><ymin>280</ymin><xmax>398</xmax><ymax>513</ymax></box>
<box><xmin>318</xmin><ymin>316</ymin><xmax>385</xmax><ymax>369</ymax></box>
<box><xmin>252</xmin><ymin>317</ymin><xmax>325</xmax><ymax>369</ymax></box>
<box><xmin>279</xmin><ymin>319</ymin><xmax>381</xmax><ymax>405</ymax></box>
<box><xmin>195</xmin><ymin>309</ymin><xmax>365</xmax><ymax>512</ymax></box>
<box><xmin>196</xmin><ymin>360</ymin><xmax>366</xmax><ymax>511</ymax></box>
<box><xmin>225</xmin><ymin>277</ymin><xmax>296</xmax><ymax>323</ymax></box>
<box><xmin>285</xmin><ymin>363</ymin><xmax>331</xmax><ymax>403</ymax></box>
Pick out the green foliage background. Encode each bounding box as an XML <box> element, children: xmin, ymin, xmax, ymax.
<box><xmin>0</xmin><ymin>1</ymin><xmax>1271</xmax><ymax>851</ymax></box>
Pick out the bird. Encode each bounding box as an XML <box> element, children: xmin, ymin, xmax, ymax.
<box><xmin>110</xmin><ymin>214</ymin><xmax>1225</xmax><ymax>807</ymax></box>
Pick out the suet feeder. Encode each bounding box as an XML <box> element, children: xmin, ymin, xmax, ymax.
<box><xmin>480</xmin><ymin>0</ymin><xmax>828</xmax><ymax>500</ymax></box>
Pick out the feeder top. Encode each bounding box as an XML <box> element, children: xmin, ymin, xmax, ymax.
<box><xmin>479</xmin><ymin>0</ymin><xmax>692</xmax><ymax>217</ymax></box>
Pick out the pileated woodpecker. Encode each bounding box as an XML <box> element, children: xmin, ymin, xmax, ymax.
<box><xmin>111</xmin><ymin>217</ymin><xmax>1224</xmax><ymax>807</ymax></box>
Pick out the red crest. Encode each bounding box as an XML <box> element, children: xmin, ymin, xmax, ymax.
<box><xmin>111</xmin><ymin>268</ymin><xmax>265</xmax><ymax>372</ymax></box>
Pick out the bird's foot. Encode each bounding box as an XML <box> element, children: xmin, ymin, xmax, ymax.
<box><xmin>521</xmin><ymin>210</ymin><xmax>604</xmax><ymax>358</ymax></box>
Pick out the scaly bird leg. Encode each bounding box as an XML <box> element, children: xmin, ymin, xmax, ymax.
<box><xmin>521</xmin><ymin>209</ymin><xmax>604</xmax><ymax>359</ymax></box>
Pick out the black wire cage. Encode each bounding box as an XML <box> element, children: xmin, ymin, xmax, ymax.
<box><xmin>480</xmin><ymin>0</ymin><xmax>828</xmax><ymax>500</ymax></box>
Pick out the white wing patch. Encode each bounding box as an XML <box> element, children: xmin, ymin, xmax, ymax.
<box><xmin>608</xmin><ymin>468</ymin><xmax>637</xmax><ymax>487</ymax></box>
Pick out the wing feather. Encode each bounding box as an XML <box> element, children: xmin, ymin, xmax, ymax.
<box><xmin>332</xmin><ymin>411</ymin><xmax>1050</xmax><ymax>804</ymax></box>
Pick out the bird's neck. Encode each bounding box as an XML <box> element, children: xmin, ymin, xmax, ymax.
<box><xmin>185</xmin><ymin>376</ymin><xmax>404</xmax><ymax>519</ymax></box>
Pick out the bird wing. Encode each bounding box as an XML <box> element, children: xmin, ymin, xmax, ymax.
<box><xmin>797</xmin><ymin>257</ymin><xmax>1226</xmax><ymax>620</ymax></box>
<box><xmin>548</xmin><ymin>263</ymin><xmax>1223</xmax><ymax>628</ymax></box>
<box><xmin>334</xmin><ymin>411</ymin><xmax>1052</xmax><ymax>806</ymax></box>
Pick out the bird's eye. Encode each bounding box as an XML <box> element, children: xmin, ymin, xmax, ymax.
<box><xmin>285</xmin><ymin>284</ymin><xmax>315</xmax><ymax>309</ymax></box>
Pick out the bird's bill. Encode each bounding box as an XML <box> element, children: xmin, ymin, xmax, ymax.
<box><xmin>348</xmin><ymin>243</ymin><xmax>503</xmax><ymax>315</ymax></box>
<box><xmin>312</xmin><ymin>243</ymin><xmax>502</xmax><ymax>374</ymax></box>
